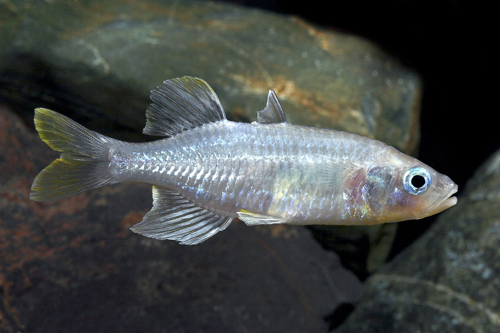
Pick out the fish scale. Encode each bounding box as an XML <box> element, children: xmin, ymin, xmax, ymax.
<box><xmin>111</xmin><ymin>121</ymin><xmax>359</xmax><ymax>220</ymax></box>
<box><xmin>30</xmin><ymin>76</ymin><xmax>458</xmax><ymax>245</ymax></box>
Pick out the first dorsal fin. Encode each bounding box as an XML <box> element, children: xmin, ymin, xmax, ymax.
<box><xmin>143</xmin><ymin>76</ymin><xmax>226</xmax><ymax>137</ymax></box>
<box><xmin>130</xmin><ymin>186</ymin><xmax>233</xmax><ymax>245</ymax></box>
<box><xmin>256</xmin><ymin>90</ymin><xmax>287</xmax><ymax>124</ymax></box>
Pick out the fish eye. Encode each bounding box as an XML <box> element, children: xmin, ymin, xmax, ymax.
<box><xmin>403</xmin><ymin>167</ymin><xmax>431</xmax><ymax>195</ymax></box>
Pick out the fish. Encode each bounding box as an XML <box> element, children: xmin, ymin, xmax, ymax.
<box><xmin>30</xmin><ymin>76</ymin><xmax>458</xmax><ymax>245</ymax></box>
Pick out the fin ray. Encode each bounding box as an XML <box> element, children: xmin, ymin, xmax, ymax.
<box><xmin>33</xmin><ymin>108</ymin><xmax>111</xmax><ymax>158</ymax></box>
<box><xmin>237</xmin><ymin>210</ymin><xmax>287</xmax><ymax>225</ymax></box>
<box><xmin>30</xmin><ymin>108</ymin><xmax>117</xmax><ymax>201</ymax></box>
<box><xmin>143</xmin><ymin>76</ymin><xmax>226</xmax><ymax>137</ymax></box>
<box><xmin>130</xmin><ymin>186</ymin><xmax>233</xmax><ymax>245</ymax></box>
<box><xmin>257</xmin><ymin>90</ymin><xmax>286</xmax><ymax>124</ymax></box>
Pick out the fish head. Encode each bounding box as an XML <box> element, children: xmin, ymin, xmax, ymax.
<box><xmin>365</xmin><ymin>159</ymin><xmax>458</xmax><ymax>223</ymax></box>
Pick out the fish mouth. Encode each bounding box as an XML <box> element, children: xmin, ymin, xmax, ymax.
<box><xmin>433</xmin><ymin>184</ymin><xmax>458</xmax><ymax>214</ymax></box>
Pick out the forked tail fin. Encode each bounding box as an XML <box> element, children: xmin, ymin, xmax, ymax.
<box><xmin>30</xmin><ymin>108</ymin><xmax>118</xmax><ymax>202</ymax></box>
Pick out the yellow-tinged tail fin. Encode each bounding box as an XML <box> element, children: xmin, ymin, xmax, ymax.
<box><xmin>30</xmin><ymin>108</ymin><xmax>118</xmax><ymax>202</ymax></box>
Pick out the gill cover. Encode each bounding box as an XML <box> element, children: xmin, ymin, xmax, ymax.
<box><xmin>365</xmin><ymin>165</ymin><xmax>396</xmax><ymax>215</ymax></box>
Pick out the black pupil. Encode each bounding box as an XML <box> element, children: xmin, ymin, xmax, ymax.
<box><xmin>411</xmin><ymin>175</ymin><xmax>426</xmax><ymax>188</ymax></box>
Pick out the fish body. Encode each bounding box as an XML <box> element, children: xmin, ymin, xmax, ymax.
<box><xmin>110</xmin><ymin>122</ymin><xmax>410</xmax><ymax>225</ymax></box>
<box><xmin>30</xmin><ymin>76</ymin><xmax>458</xmax><ymax>245</ymax></box>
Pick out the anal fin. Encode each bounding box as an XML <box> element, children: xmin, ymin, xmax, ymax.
<box><xmin>237</xmin><ymin>209</ymin><xmax>287</xmax><ymax>226</ymax></box>
<box><xmin>130</xmin><ymin>186</ymin><xmax>233</xmax><ymax>245</ymax></box>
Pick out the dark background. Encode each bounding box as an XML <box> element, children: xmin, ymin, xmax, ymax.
<box><xmin>219</xmin><ymin>0</ymin><xmax>500</xmax><ymax>256</ymax></box>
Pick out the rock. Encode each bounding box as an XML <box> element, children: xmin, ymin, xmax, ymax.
<box><xmin>0</xmin><ymin>0</ymin><xmax>421</xmax><ymax>282</ymax></box>
<box><xmin>336</xmin><ymin>148</ymin><xmax>500</xmax><ymax>331</ymax></box>
<box><xmin>1</xmin><ymin>0</ymin><xmax>421</xmax><ymax>148</ymax></box>
<box><xmin>0</xmin><ymin>106</ymin><xmax>363</xmax><ymax>332</ymax></box>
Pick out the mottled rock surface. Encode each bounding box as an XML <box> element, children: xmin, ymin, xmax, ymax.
<box><xmin>0</xmin><ymin>106</ymin><xmax>363</xmax><ymax>332</ymax></box>
<box><xmin>0</xmin><ymin>0</ymin><xmax>421</xmax><ymax>149</ymax></box>
<box><xmin>336</xmin><ymin>148</ymin><xmax>500</xmax><ymax>331</ymax></box>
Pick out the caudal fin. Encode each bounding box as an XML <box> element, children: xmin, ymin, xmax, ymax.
<box><xmin>30</xmin><ymin>108</ymin><xmax>117</xmax><ymax>202</ymax></box>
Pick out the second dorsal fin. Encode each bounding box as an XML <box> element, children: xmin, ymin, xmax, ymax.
<box><xmin>143</xmin><ymin>76</ymin><xmax>226</xmax><ymax>137</ymax></box>
<box><xmin>257</xmin><ymin>90</ymin><xmax>287</xmax><ymax>124</ymax></box>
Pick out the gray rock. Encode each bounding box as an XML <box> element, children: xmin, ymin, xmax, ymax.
<box><xmin>1</xmin><ymin>0</ymin><xmax>420</xmax><ymax>146</ymax></box>
<box><xmin>0</xmin><ymin>0</ymin><xmax>421</xmax><ymax>281</ymax></box>
<box><xmin>336</xmin><ymin>149</ymin><xmax>500</xmax><ymax>332</ymax></box>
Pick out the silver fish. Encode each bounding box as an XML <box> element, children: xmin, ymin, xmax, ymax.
<box><xmin>30</xmin><ymin>76</ymin><xmax>458</xmax><ymax>245</ymax></box>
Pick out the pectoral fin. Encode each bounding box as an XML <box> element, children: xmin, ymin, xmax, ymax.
<box><xmin>131</xmin><ymin>186</ymin><xmax>233</xmax><ymax>245</ymax></box>
<box><xmin>237</xmin><ymin>209</ymin><xmax>287</xmax><ymax>226</ymax></box>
